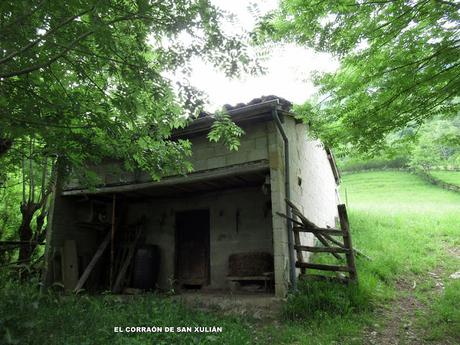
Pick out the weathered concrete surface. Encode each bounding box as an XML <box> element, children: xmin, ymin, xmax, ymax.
<box><xmin>285</xmin><ymin>116</ymin><xmax>340</xmax><ymax>272</ymax></box>
<box><xmin>64</xmin><ymin>122</ymin><xmax>270</xmax><ymax>190</ymax></box>
<box><xmin>174</xmin><ymin>291</ymin><xmax>283</xmax><ymax>320</ymax></box>
<box><xmin>126</xmin><ymin>186</ymin><xmax>273</xmax><ymax>291</ymax></box>
<box><xmin>46</xmin><ymin>110</ymin><xmax>339</xmax><ymax>298</ymax></box>
<box><xmin>268</xmin><ymin>117</ymin><xmax>340</xmax><ymax>294</ymax></box>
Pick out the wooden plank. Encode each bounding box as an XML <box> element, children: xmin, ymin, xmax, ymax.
<box><xmin>299</xmin><ymin>274</ymin><xmax>348</xmax><ymax>284</ymax></box>
<box><xmin>296</xmin><ymin>262</ymin><xmax>352</xmax><ymax>272</ymax></box>
<box><xmin>285</xmin><ymin>199</ymin><xmax>317</xmax><ymax>228</ymax></box>
<box><xmin>112</xmin><ymin>224</ymin><xmax>144</xmax><ymax>293</ymax></box>
<box><xmin>73</xmin><ymin>231</ymin><xmax>111</xmax><ymax>292</ymax></box>
<box><xmin>281</xmin><ymin>199</ymin><xmax>342</xmax><ymax>259</ymax></box>
<box><xmin>326</xmin><ymin>148</ymin><xmax>341</xmax><ymax>184</ymax></box>
<box><xmin>293</xmin><ymin>226</ymin><xmax>344</xmax><ymax>236</ymax></box>
<box><xmin>314</xmin><ymin>233</ymin><xmax>342</xmax><ymax>260</ymax></box>
<box><xmin>0</xmin><ymin>240</ymin><xmax>45</xmax><ymax>245</ymax></box>
<box><xmin>109</xmin><ymin>194</ymin><xmax>116</xmax><ymax>289</ymax></box>
<box><xmin>291</xmin><ymin>214</ymin><xmax>306</xmax><ymax>274</ymax></box>
<box><xmin>62</xmin><ymin>240</ymin><xmax>79</xmax><ymax>291</ymax></box>
<box><xmin>226</xmin><ymin>276</ymin><xmax>273</xmax><ymax>281</ymax></box>
<box><xmin>62</xmin><ymin>160</ymin><xmax>269</xmax><ymax>196</ymax></box>
<box><xmin>322</xmin><ymin>233</ymin><xmax>346</xmax><ymax>248</ymax></box>
<box><xmin>294</xmin><ymin>245</ymin><xmax>350</xmax><ymax>254</ymax></box>
<box><xmin>276</xmin><ymin>212</ymin><xmax>304</xmax><ymax>227</ymax></box>
<box><xmin>322</xmin><ymin>232</ymin><xmax>371</xmax><ymax>261</ymax></box>
<box><xmin>338</xmin><ymin>204</ymin><xmax>358</xmax><ymax>281</ymax></box>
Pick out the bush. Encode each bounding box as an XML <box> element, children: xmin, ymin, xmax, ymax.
<box><xmin>338</xmin><ymin>156</ymin><xmax>409</xmax><ymax>173</ymax></box>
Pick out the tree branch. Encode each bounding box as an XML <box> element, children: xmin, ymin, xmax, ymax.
<box><xmin>0</xmin><ymin>12</ymin><xmax>150</xmax><ymax>79</ymax></box>
<box><xmin>0</xmin><ymin>31</ymin><xmax>93</xmax><ymax>78</ymax></box>
<box><xmin>0</xmin><ymin>7</ymin><xmax>94</xmax><ymax>65</ymax></box>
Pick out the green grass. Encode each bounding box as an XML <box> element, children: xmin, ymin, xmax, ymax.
<box><xmin>0</xmin><ymin>278</ymin><xmax>255</xmax><ymax>345</ymax></box>
<box><xmin>341</xmin><ymin>171</ymin><xmax>460</xmax><ymax>341</ymax></box>
<box><xmin>1</xmin><ymin>171</ymin><xmax>459</xmax><ymax>344</ymax></box>
<box><xmin>429</xmin><ymin>170</ymin><xmax>460</xmax><ymax>187</ymax></box>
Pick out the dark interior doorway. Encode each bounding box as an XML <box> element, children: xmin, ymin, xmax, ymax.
<box><xmin>175</xmin><ymin>209</ymin><xmax>210</xmax><ymax>288</ymax></box>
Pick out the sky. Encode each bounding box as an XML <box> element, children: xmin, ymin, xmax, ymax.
<box><xmin>185</xmin><ymin>0</ymin><xmax>339</xmax><ymax>111</ymax></box>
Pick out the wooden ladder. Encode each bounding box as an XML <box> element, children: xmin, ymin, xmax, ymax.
<box><xmin>279</xmin><ymin>199</ymin><xmax>358</xmax><ymax>283</ymax></box>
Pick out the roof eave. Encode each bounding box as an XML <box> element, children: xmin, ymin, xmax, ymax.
<box><xmin>171</xmin><ymin>99</ymin><xmax>294</xmax><ymax>139</ymax></box>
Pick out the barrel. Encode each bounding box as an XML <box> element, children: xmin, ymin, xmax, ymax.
<box><xmin>132</xmin><ymin>245</ymin><xmax>160</xmax><ymax>290</ymax></box>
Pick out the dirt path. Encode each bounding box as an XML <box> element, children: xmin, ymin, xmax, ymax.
<box><xmin>364</xmin><ymin>246</ymin><xmax>460</xmax><ymax>345</ymax></box>
<box><xmin>364</xmin><ymin>279</ymin><xmax>430</xmax><ymax>345</ymax></box>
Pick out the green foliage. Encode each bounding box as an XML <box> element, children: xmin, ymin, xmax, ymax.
<box><xmin>0</xmin><ymin>0</ymin><xmax>259</xmax><ymax>180</ymax></box>
<box><xmin>284</xmin><ymin>280</ymin><xmax>371</xmax><ymax>320</ymax></box>
<box><xmin>408</xmin><ymin>117</ymin><xmax>460</xmax><ymax>170</ymax></box>
<box><xmin>336</xmin><ymin>115</ymin><xmax>460</xmax><ymax>172</ymax></box>
<box><xmin>338</xmin><ymin>155</ymin><xmax>409</xmax><ymax>173</ymax></box>
<box><xmin>0</xmin><ymin>176</ymin><xmax>22</xmax><ymax>259</ymax></box>
<box><xmin>258</xmin><ymin>0</ymin><xmax>460</xmax><ymax>152</ymax></box>
<box><xmin>0</xmin><ymin>278</ymin><xmax>254</xmax><ymax>345</ymax></box>
<box><xmin>208</xmin><ymin>112</ymin><xmax>245</xmax><ymax>151</ymax></box>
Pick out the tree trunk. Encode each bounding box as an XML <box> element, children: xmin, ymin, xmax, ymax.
<box><xmin>18</xmin><ymin>202</ymin><xmax>39</xmax><ymax>262</ymax></box>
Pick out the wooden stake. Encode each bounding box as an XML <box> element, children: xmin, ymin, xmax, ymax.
<box><xmin>338</xmin><ymin>204</ymin><xmax>358</xmax><ymax>281</ymax></box>
<box><xmin>74</xmin><ymin>231</ymin><xmax>111</xmax><ymax>292</ymax></box>
<box><xmin>109</xmin><ymin>194</ymin><xmax>116</xmax><ymax>289</ymax></box>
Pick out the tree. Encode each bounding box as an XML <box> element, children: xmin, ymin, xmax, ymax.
<box><xmin>1</xmin><ymin>0</ymin><xmax>258</xmax><ymax>175</ymax></box>
<box><xmin>0</xmin><ymin>0</ymin><xmax>258</xmax><ymax>263</ymax></box>
<box><xmin>409</xmin><ymin>115</ymin><xmax>460</xmax><ymax>170</ymax></box>
<box><xmin>257</xmin><ymin>0</ymin><xmax>460</xmax><ymax>152</ymax></box>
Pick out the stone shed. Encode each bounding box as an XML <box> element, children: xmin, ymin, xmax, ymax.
<box><xmin>43</xmin><ymin>96</ymin><xmax>341</xmax><ymax>297</ymax></box>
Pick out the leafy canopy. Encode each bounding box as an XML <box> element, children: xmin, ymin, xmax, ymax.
<box><xmin>0</xmin><ymin>0</ymin><xmax>258</xmax><ymax>180</ymax></box>
<box><xmin>257</xmin><ymin>0</ymin><xmax>460</xmax><ymax>152</ymax></box>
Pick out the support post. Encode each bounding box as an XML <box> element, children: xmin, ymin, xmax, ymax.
<box><xmin>338</xmin><ymin>204</ymin><xmax>357</xmax><ymax>281</ymax></box>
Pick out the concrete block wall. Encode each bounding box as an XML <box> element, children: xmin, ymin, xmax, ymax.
<box><xmin>267</xmin><ymin>122</ymin><xmax>290</xmax><ymax>297</ymax></box>
<box><xmin>126</xmin><ymin>186</ymin><xmax>273</xmax><ymax>290</ymax></box>
<box><xmin>190</xmin><ymin>123</ymin><xmax>269</xmax><ymax>172</ymax></box>
<box><xmin>64</xmin><ymin>122</ymin><xmax>270</xmax><ymax>190</ymax></box>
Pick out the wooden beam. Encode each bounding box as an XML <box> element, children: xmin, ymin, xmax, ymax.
<box><xmin>314</xmin><ymin>234</ymin><xmax>343</xmax><ymax>260</ymax></box>
<box><xmin>0</xmin><ymin>240</ymin><xmax>45</xmax><ymax>246</ymax></box>
<box><xmin>296</xmin><ymin>262</ymin><xmax>352</xmax><ymax>272</ymax></box>
<box><xmin>294</xmin><ymin>245</ymin><xmax>350</xmax><ymax>254</ymax></box>
<box><xmin>112</xmin><ymin>224</ymin><xmax>144</xmax><ymax>293</ymax></box>
<box><xmin>299</xmin><ymin>274</ymin><xmax>348</xmax><ymax>284</ymax></box>
<box><xmin>293</xmin><ymin>226</ymin><xmax>344</xmax><ymax>236</ymax></box>
<box><xmin>62</xmin><ymin>240</ymin><xmax>79</xmax><ymax>291</ymax></box>
<box><xmin>62</xmin><ymin>160</ymin><xmax>269</xmax><ymax>196</ymax></box>
<box><xmin>292</xmin><ymin>214</ymin><xmax>305</xmax><ymax>274</ymax></box>
<box><xmin>276</xmin><ymin>212</ymin><xmax>304</xmax><ymax>227</ymax></box>
<box><xmin>109</xmin><ymin>194</ymin><xmax>116</xmax><ymax>289</ymax></box>
<box><xmin>73</xmin><ymin>231</ymin><xmax>110</xmax><ymax>292</ymax></box>
<box><xmin>285</xmin><ymin>199</ymin><xmax>317</xmax><ymax>229</ymax></box>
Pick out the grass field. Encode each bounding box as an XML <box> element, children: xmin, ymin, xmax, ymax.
<box><xmin>1</xmin><ymin>171</ymin><xmax>459</xmax><ymax>344</ymax></box>
<box><xmin>429</xmin><ymin>170</ymin><xmax>460</xmax><ymax>187</ymax></box>
<box><xmin>341</xmin><ymin>171</ymin><xmax>460</xmax><ymax>342</ymax></box>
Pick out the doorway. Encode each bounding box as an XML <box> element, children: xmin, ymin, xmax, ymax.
<box><xmin>175</xmin><ymin>209</ymin><xmax>210</xmax><ymax>288</ymax></box>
